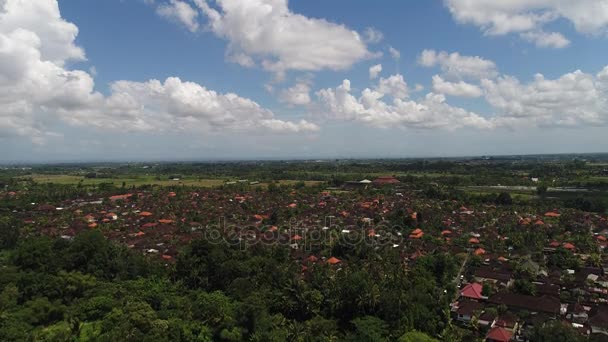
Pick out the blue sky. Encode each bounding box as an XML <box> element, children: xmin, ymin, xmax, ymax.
<box><xmin>1</xmin><ymin>0</ymin><xmax>608</xmax><ymax>162</ymax></box>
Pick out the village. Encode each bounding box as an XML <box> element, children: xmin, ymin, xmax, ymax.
<box><xmin>3</xmin><ymin>167</ymin><xmax>608</xmax><ymax>341</ymax></box>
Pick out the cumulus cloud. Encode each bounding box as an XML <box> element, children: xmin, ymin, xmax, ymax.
<box><xmin>369</xmin><ymin>64</ymin><xmax>382</xmax><ymax>79</ymax></box>
<box><xmin>194</xmin><ymin>0</ymin><xmax>373</xmax><ymax>74</ymax></box>
<box><xmin>363</xmin><ymin>27</ymin><xmax>384</xmax><ymax>43</ymax></box>
<box><xmin>418</xmin><ymin>49</ymin><xmax>498</xmax><ymax>80</ymax></box>
<box><xmin>520</xmin><ymin>30</ymin><xmax>570</xmax><ymax>48</ymax></box>
<box><xmin>445</xmin><ymin>0</ymin><xmax>608</xmax><ymax>47</ymax></box>
<box><xmin>481</xmin><ymin>67</ymin><xmax>608</xmax><ymax>127</ymax></box>
<box><xmin>432</xmin><ymin>75</ymin><xmax>483</xmax><ymax>98</ymax></box>
<box><xmin>316</xmin><ymin>78</ymin><xmax>493</xmax><ymax>130</ymax></box>
<box><xmin>0</xmin><ymin>0</ymin><xmax>318</xmax><ymax>144</ymax></box>
<box><xmin>156</xmin><ymin>0</ymin><xmax>199</xmax><ymax>32</ymax></box>
<box><xmin>388</xmin><ymin>46</ymin><xmax>401</xmax><ymax>60</ymax></box>
<box><xmin>279</xmin><ymin>79</ymin><xmax>312</xmax><ymax>106</ymax></box>
<box><xmin>376</xmin><ymin>74</ymin><xmax>409</xmax><ymax>99</ymax></box>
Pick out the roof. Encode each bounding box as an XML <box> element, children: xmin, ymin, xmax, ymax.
<box><xmin>589</xmin><ymin>305</ymin><xmax>608</xmax><ymax>328</ymax></box>
<box><xmin>488</xmin><ymin>292</ymin><xmax>560</xmax><ymax>314</ymax></box>
<box><xmin>372</xmin><ymin>176</ymin><xmax>400</xmax><ymax>184</ymax></box>
<box><xmin>461</xmin><ymin>283</ymin><xmax>483</xmax><ymax>300</ymax></box>
<box><xmin>474</xmin><ymin>268</ymin><xmax>512</xmax><ymax>283</ymax></box>
<box><xmin>455</xmin><ymin>300</ymin><xmax>483</xmax><ymax>316</ymax></box>
<box><xmin>327</xmin><ymin>257</ymin><xmax>341</xmax><ymax>265</ymax></box>
<box><xmin>486</xmin><ymin>327</ymin><xmax>513</xmax><ymax>342</ymax></box>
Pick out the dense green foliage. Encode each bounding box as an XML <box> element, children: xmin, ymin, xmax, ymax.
<box><xmin>0</xmin><ymin>229</ymin><xmax>458</xmax><ymax>341</ymax></box>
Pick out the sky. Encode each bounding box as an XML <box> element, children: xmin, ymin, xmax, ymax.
<box><xmin>1</xmin><ymin>0</ymin><xmax>608</xmax><ymax>162</ymax></box>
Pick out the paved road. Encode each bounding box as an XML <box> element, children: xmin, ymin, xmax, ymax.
<box><xmin>452</xmin><ymin>252</ymin><xmax>470</xmax><ymax>302</ymax></box>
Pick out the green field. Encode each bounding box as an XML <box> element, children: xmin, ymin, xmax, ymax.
<box><xmin>20</xmin><ymin>174</ymin><xmax>322</xmax><ymax>188</ymax></box>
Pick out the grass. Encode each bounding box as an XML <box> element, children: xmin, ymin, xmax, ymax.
<box><xmin>23</xmin><ymin>174</ymin><xmax>227</xmax><ymax>187</ymax></box>
<box><xmin>21</xmin><ymin>174</ymin><xmax>323</xmax><ymax>188</ymax></box>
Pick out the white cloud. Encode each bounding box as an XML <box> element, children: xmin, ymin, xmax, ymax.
<box><xmin>376</xmin><ymin>74</ymin><xmax>409</xmax><ymax>99</ymax></box>
<box><xmin>520</xmin><ymin>30</ymin><xmax>570</xmax><ymax>48</ymax></box>
<box><xmin>316</xmin><ymin>78</ymin><xmax>493</xmax><ymax>130</ymax></box>
<box><xmin>388</xmin><ymin>46</ymin><xmax>401</xmax><ymax>60</ymax></box>
<box><xmin>363</xmin><ymin>27</ymin><xmax>384</xmax><ymax>43</ymax></box>
<box><xmin>445</xmin><ymin>0</ymin><xmax>608</xmax><ymax>47</ymax></box>
<box><xmin>156</xmin><ymin>0</ymin><xmax>199</xmax><ymax>32</ymax></box>
<box><xmin>73</xmin><ymin>77</ymin><xmax>319</xmax><ymax>133</ymax></box>
<box><xmin>432</xmin><ymin>75</ymin><xmax>483</xmax><ymax>97</ymax></box>
<box><xmin>482</xmin><ymin>67</ymin><xmax>608</xmax><ymax>127</ymax></box>
<box><xmin>418</xmin><ymin>49</ymin><xmax>498</xmax><ymax>80</ymax></box>
<box><xmin>0</xmin><ymin>0</ymin><xmax>318</xmax><ymax>144</ymax></box>
<box><xmin>369</xmin><ymin>64</ymin><xmax>382</xmax><ymax>79</ymax></box>
<box><xmin>279</xmin><ymin>80</ymin><xmax>312</xmax><ymax>106</ymax></box>
<box><xmin>194</xmin><ymin>0</ymin><xmax>373</xmax><ymax>74</ymax></box>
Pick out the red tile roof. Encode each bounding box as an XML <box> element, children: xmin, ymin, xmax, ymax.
<box><xmin>460</xmin><ymin>282</ymin><xmax>483</xmax><ymax>300</ymax></box>
<box><xmin>486</xmin><ymin>327</ymin><xmax>513</xmax><ymax>342</ymax></box>
<box><xmin>327</xmin><ymin>257</ymin><xmax>341</xmax><ymax>265</ymax></box>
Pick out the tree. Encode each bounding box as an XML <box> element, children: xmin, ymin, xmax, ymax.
<box><xmin>0</xmin><ymin>214</ymin><xmax>20</xmax><ymax>249</ymax></box>
<box><xmin>349</xmin><ymin>316</ymin><xmax>388</xmax><ymax>342</ymax></box>
<box><xmin>536</xmin><ymin>185</ymin><xmax>548</xmax><ymax>196</ymax></box>
<box><xmin>532</xmin><ymin>320</ymin><xmax>584</xmax><ymax>342</ymax></box>
<box><xmin>399</xmin><ymin>330</ymin><xmax>438</xmax><ymax>342</ymax></box>
<box><xmin>495</xmin><ymin>192</ymin><xmax>513</xmax><ymax>205</ymax></box>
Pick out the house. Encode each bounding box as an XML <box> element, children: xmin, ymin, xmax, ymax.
<box><xmin>460</xmin><ymin>283</ymin><xmax>484</xmax><ymax>300</ymax></box>
<box><xmin>486</xmin><ymin>327</ymin><xmax>513</xmax><ymax>342</ymax></box>
<box><xmin>589</xmin><ymin>305</ymin><xmax>608</xmax><ymax>336</ymax></box>
<box><xmin>488</xmin><ymin>292</ymin><xmax>560</xmax><ymax>315</ymax></box>
<box><xmin>474</xmin><ymin>268</ymin><xmax>513</xmax><ymax>288</ymax></box>
<box><xmin>372</xmin><ymin>176</ymin><xmax>400</xmax><ymax>186</ymax></box>
<box><xmin>567</xmin><ymin>303</ymin><xmax>589</xmax><ymax>324</ymax></box>
<box><xmin>453</xmin><ymin>300</ymin><xmax>483</xmax><ymax>323</ymax></box>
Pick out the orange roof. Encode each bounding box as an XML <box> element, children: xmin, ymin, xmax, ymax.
<box><xmin>161</xmin><ymin>254</ymin><xmax>172</xmax><ymax>260</ymax></box>
<box><xmin>441</xmin><ymin>230</ymin><xmax>452</xmax><ymax>236</ymax></box>
<box><xmin>597</xmin><ymin>235</ymin><xmax>607</xmax><ymax>241</ymax></box>
<box><xmin>411</xmin><ymin>228</ymin><xmax>423</xmax><ymax>235</ymax></box>
<box><xmin>469</xmin><ymin>237</ymin><xmax>480</xmax><ymax>244</ymax></box>
<box><xmin>497</xmin><ymin>256</ymin><xmax>508</xmax><ymax>262</ymax></box>
<box><xmin>306</xmin><ymin>255</ymin><xmax>318</xmax><ymax>263</ymax></box>
<box><xmin>549</xmin><ymin>241</ymin><xmax>560</xmax><ymax>248</ymax></box>
<box><xmin>135</xmin><ymin>231</ymin><xmax>145</xmax><ymax>237</ymax></box>
<box><xmin>168</xmin><ymin>192</ymin><xmax>176</xmax><ymax>197</ymax></box>
<box><xmin>109</xmin><ymin>194</ymin><xmax>132</xmax><ymax>201</ymax></box>
<box><xmin>253</xmin><ymin>214</ymin><xmax>264</xmax><ymax>221</ymax></box>
<box><xmin>142</xmin><ymin>222</ymin><xmax>158</xmax><ymax>228</ymax></box>
<box><xmin>563</xmin><ymin>242</ymin><xmax>576</xmax><ymax>250</ymax></box>
<box><xmin>535</xmin><ymin>220</ymin><xmax>545</xmax><ymax>225</ymax></box>
<box><xmin>140</xmin><ymin>211</ymin><xmax>153</xmax><ymax>217</ymax></box>
<box><xmin>327</xmin><ymin>257</ymin><xmax>341</xmax><ymax>265</ymax></box>
<box><xmin>268</xmin><ymin>226</ymin><xmax>278</xmax><ymax>232</ymax></box>
<box><xmin>288</xmin><ymin>203</ymin><xmax>297</xmax><ymax>208</ymax></box>
<box><xmin>460</xmin><ymin>282</ymin><xmax>483</xmax><ymax>299</ymax></box>
<box><xmin>368</xmin><ymin>229</ymin><xmax>376</xmax><ymax>237</ymax></box>
<box><xmin>486</xmin><ymin>327</ymin><xmax>513</xmax><ymax>342</ymax></box>
<box><xmin>544</xmin><ymin>211</ymin><xmax>561</xmax><ymax>217</ymax></box>
<box><xmin>292</xmin><ymin>234</ymin><xmax>303</xmax><ymax>241</ymax></box>
<box><xmin>474</xmin><ymin>248</ymin><xmax>486</xmax><ymax>256</ymax></box>
<box><xmin>409</xmin><ymin>232</ymin><xmax>424</xmax><ymax>239</ymax></box>
<box><xmin>158</xmin><ymin>219</ymin><xmax>174</xmax><ymax>224</ymax></box>
<box><xmin>88</xmin><ymin>223</ymin><xmax>97</xmax><ymax>228</ymax></box>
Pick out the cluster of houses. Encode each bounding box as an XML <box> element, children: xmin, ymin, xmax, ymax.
<box><xmin>6</xmin><ymin>175</ymin><xmax>608</xmax><ymax>340</ymax></box>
